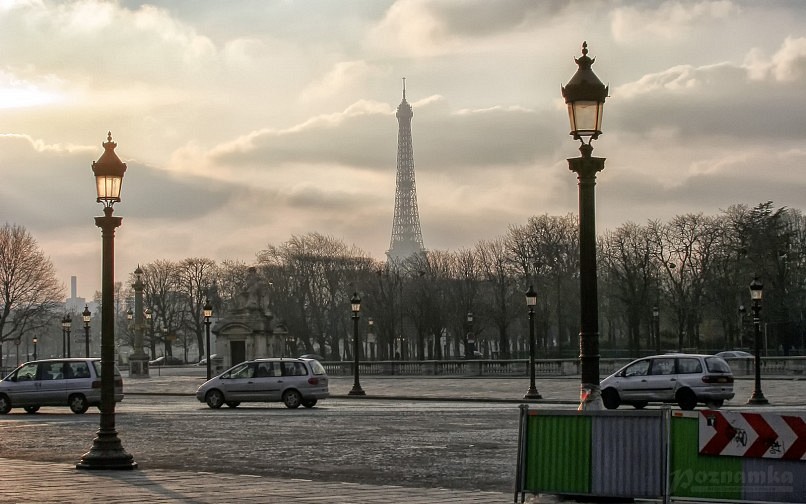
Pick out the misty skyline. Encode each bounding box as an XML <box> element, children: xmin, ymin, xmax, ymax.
<box><xmin>1</xmin><ymin>0</ymin><xmax>805</xmax><ymax>299</ymax></box>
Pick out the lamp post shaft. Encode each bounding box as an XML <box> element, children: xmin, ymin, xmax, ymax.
<box><xmin>85</xmin><ymin>325</ymin><xmax>90</xmax><ymax>358</ymax></box>
<box><xmin>569</xmin><ymin>146</ymin><xmax>605</xmax><ymax>408</ymax></box>
<box><xmin>349</xmin><ymin>313</ymin><xmax>365</xmax><ymax>396</ymax></box>
<box><xmin>524</xmin><ymin>307</ymin><xmax>541</xmax><ymax>400</ymax></box>
<box><xmin>748</xmin><ymin>301</ymin><xmax>769</xmax><ymax>405</ymax></box>
<box><xmin>205</xmin><ymin>319</ymin><xmax>212</xmax><ymax>380</ymax></box>
<box><xmin>77</xmin><ymin>209</ymin><xmax>136</xmax><ymax>470</ymax></box>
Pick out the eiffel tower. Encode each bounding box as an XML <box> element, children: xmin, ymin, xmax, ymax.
<box><xmin>387</xmin><ymin>78</ymin><xmax>425</xmax><ymax>263</ymax></box>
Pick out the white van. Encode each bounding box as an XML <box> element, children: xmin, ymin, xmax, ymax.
<box><xmin>0</xmin><ymin>358</ymin><xmax>124</xmax><ymax>414</ymax></box>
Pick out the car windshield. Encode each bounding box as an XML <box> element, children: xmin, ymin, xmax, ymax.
<box><xmin>705</xmin><ymin>357</ymin><xmax>731</xmax><ymax>373</ymax></box>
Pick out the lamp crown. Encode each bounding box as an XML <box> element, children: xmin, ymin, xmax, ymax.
<box><xmin>562</xmin><ymin>42</ymin><xmax>608</xmax><ymax>103</ymax></box>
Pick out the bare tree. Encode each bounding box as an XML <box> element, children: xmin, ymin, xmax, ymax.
<box><xmin>0</xmin><ymin>224</ymin><xmax>64</xmax><ymax>368</ymax></box>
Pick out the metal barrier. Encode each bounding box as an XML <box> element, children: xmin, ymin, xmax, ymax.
<box><xmin>514</xmin><ymin>406</ymin><xmax>806</xmax><ymax>503</ymax></box>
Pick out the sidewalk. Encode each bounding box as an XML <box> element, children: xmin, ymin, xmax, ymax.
<box><xmin>0</xmin><ymin>458</ymin><xmax>513</xmax><ymax>503</ymax></box>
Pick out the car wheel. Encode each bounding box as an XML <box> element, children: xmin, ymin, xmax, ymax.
<box><xmin>676</xmin><ymin>388</ymin><xmax>697</xmax><ymax>411</ymax></box>
<box><xmin>283</xmin><ymin>389</ymin><xmax>302</xmax><ymax>409</ymax></box>
<box><xmin>706</xmin><ymin>399</ymin><xmax>724</xmax><ymax>409</ymax></box>
<box><xmin>69</xmin><ymin>394</ymin><xmax>89</xmax><ymax>414</ymax></box>
<box><xmin>602</xmin><ymin>388</ymin><xmax>621</xmax><ymax>410</ymax></box>
<box><xmin>24</xmin><ymin>406</ymin><xmax>40</xmax><ymax>414</ymax></box>
<box><xmin>205</xmin><ymin>390</ymin><xmax>225</xmax><ymax>409</ymax></box>
<box><xmin>0</xmin><ymin>395</ymin><xmax>10</xmax><ymax>414</ymax></box>
<box><xmin>632</xmin><ymin>401</ymin><xmax>648</xmax><ymax>410</ymax></box>
<box><xmin>225</xmin><ymin>401</ymin><xmax>240</xmax><ymax>408</ymax></box>
<box><xmin>302</xmin><ymin>399</ymin><xmax>317</xmax><ymax>408</ymax></box>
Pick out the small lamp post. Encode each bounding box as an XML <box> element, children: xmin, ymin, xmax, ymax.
<box><xmin>348</xmin><ymin>292</ymin><xmax>365</xmax><ymax>396</ymax></box>
<box><xmin>652</xmin><ymin>305</ymin><xmax>660</xmax><ymax>353</ymax></box>
<box><xmin>32</xmin><ymin>336</ymin><xmax>38</xmax><ymax>361</ymax></box>
<box><xmin>466</xmin><ymin>312</ymin><xmax>475</xmax><ymax>359</ymax></box>
<box><xmin>144</xmin><ymin>308</ymin><xmax>152</xmax><ymax>356</ymax></box>
<box><xmin>77</xmin><ymin>132</ymin><xmax>137</xmax><ymax>470</ymax></box>
<box><xmin>747</xmin><ymin>278</ymin><xmax>769</xmax><ymax>405</ymax></box>
<box><xmin>82</xmin><ymin>305</ymin><xmax>92</xmax><ymax>358</ymax></box>
<box><xmin>203</xmin><ymin>298</ymin><xmax>213</xmax><ymax>380</ymax></box>
<box><xmin>524</xmin><ymin>285</ymin><xmax>542</xmax><ymax>400</ymax></box>
<box><xmin>562</xmin><ymin>42</ymin><xmax>608</xmax><ymax>410</ymax></box>
<box><xmin>62</xmin><ymin>314</ymin><xmax>72</xmax><ymax>358</ymax></box>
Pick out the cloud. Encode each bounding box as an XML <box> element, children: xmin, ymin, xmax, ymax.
<box><xmin>611</xmin><ymin>1</ymin><xmax>738</xmax><ymax>43</ymax></box>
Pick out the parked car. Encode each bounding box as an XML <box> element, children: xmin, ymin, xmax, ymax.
<box><xmin>600</xmin><ymin>354</ymin><xmax>734</xmax><ymax>410</ymax></box>
<box><xmin>148</xmin><ymin>356</ymin><xmax>184</xmax><ymax>366</ymax></box>
<box><xmin>195</xmin><ymin>354</ymin><xmax>219</xmax><ymax>366</ymax></box>
<box><xmin>196</xmin><ymin>357</ymin><xmax>329</xmax><ymax>409</ymax></box>
<box><xmin>715</xmin><ymin>350</ymin><xmax>753</xmax><ymax>359</ymax></box>
<box><xmin>0</xmin><ymin>358</ymin><xmax>124</xmax><ymax>414</ymax></box>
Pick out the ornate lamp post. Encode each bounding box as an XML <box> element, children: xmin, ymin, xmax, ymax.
<box><xmin>747</xmin><ymin>278</ymin><xmax>769</xmax><ymax>405</ymax></box>
<box><xmin>82</xmin><ymin>305</ymin><xmax>92</xmax><ymax>358</ymax></box>
<box><xmin>562</xmin><ymin>42</ymin><xmax>608</xmax><ymax>410</ymax></box>
<box><xmin>129</xmin><ymin>267</ymin><xmax>149</xmax><ymax>377</ymax></box>
<box><xmin>524</xmin><ymin>285</ymin><xmax>542</xmax><ymax>400</ymax></box>
<box><xmin>77</xmin><ymin>132</ymin><xmax>137</xmax><ymax>470</ymax></box>
<box><xmin>348</xmin><ymin>292</ymin><xmax>366</xmax><ymax>396</ymax></box>
<box><xmin>203</xmin><ymin>298</ymin><xmax>213</xmax><ymax>380</ymax></box>
<box><xmin>61</xmin><ymin>314</ymin><xmax>72</xmax><ymax>358</ymax></box>
<box><xmin>738</xmin><ymin>305</ymin><xmax>746</xmax><ymax>348</ymax></box>
<box><xmin>32</xmin><ymin>337</ymin><xmax>38</xmax><ymax>361</ymax></box>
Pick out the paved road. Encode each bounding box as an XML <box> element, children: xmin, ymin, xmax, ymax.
<box><xmin>3</xmin><ymin>373</ymin><xmax>804</xmax><ymax>503</ymax></box>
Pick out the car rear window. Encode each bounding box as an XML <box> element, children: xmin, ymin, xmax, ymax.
<box><xmin>678</xmin><ymin>358</ymin><xmax>703</xmax><ymax>374</ymax></box>
<box><xmin>705</xmin><ymin>357</ymin><xmax>732</xmax><ymax>373</ymax></box>
<box><xmin>310</xmin><ymin>360</ymin><xmax>326</xmax><ymax>375</ymax></box>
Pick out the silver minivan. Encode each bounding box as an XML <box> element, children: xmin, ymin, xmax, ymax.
<box><xmin>0</xmin><ymin>358</ymin><xmax>124</xmax><ymax>414</ymax></box>
<box><xmin>600</xmin><ymin>353</ymin><xmax>734</xmax><ymax>410</ymax></box>
<box><xmin>196</xmin><ymin>358</ymin><xmax>329</xmax><ymax>409</ymax></box>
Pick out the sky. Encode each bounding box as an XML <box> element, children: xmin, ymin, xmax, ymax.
<box><xmin>1</xmin><ymin>0</ymin><xmax>806</xmax><ymax>301</ymax></box>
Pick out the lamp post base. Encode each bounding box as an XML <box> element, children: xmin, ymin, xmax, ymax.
<box><xmin>747</xmin><ymin>392</ymin><xmax>770</xmax><ymax>406</ymax></box>
<box><xmin>578</xmin><ymin>384</ymin><xmax>604</xmax><ymax>411</ymax></box>
<box><xmin>76</xmin><ymin>429</ymin><xmax>137</xmax><ymax>470</ymax></box>
<box><xmin>348</xmin><ymin>385</ymin><xmax>366</xmax><ymax>396</ymax></box>
<box><xmin>523</xmin><ymin>388</ymin><xmax>542</xmax><ymax>401</ymax></box>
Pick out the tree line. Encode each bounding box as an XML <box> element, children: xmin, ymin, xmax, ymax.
<box><xmin>1</xmin><ymin>201</ymin><xmax>804</xmax><ymax>366</ymax></box>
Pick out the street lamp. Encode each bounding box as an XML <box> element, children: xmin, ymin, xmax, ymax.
<box><xmin>32</xmin><ymin>336</ymin><xmax>38</xmax><ymax>361</ymax></box>
<box><xmin>82</xmin><ymin>305</ymin><xmax>92</xmax><ymax>358</ymax></box>
<box><xmin>203</xmin><ymin>298</ymin><xmax>213</xmax><ymax>380</ymax></box>
<box><xmin>144</xmin><ymin>308</ymin><xmax>152</xmax><ymax>357</ymax></box>
<box><xmin>77</xmin><ymin>132</ymin><xmax>137</xmax><ymax>470</ymax></box>
<box><xmin>348</xmin><ymin>292</ymin><xmax>365</xmax><ymax>396</ymax></box>
<box><xmin>747</xmin><ymin>277</ymin><xmax>769</xmax><ymax>405</ymax></box>
<box><xmin>62</xmin><ymin>314</ymin><xmax>72</xmax><ymax>358</ymax></box>
<box><xmin>524</xmin><ymin>285</ymin><xmax>542</xmax><ymax>400</ymax></box>
<box><xmin>652</xmin><ymin>305</ymin><xmax>660</xmax><ymax>353</ymax></box>
<box><xmin>466</xmin><ymin>312</ymin><xmax>475</xmax><ymax>359</ymax></box>
<box><xmin>562</xmin><ymin>42</ymin><xmax>608</xmax><ymax>410</ymax></box>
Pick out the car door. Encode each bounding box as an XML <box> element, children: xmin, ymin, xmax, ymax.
<box><xmin>222</xmin><ymin>362</ymin><xmax>261</xmax><ymax>401</ymax></box>
<box><xmin>616</xmin><ymin>358</ymin><xmax>651</xmax><ymax>401</ymax></box>
<box><xmin>37</xmin><ymin>361</ymin><xmax>69</xmax><ymax>405</ymax></box>
<box><xmin>5</xmin><ymin>362</ymin><xmax>39</xmax><ymax>406</ymax></box>
<box><xmin>645</xmin><ymin>357</ymin><xmax>678</xmax><ymax>401</ymax></box>
<box><xmin>254</xmin><ymin>362</ymin><xmax>283</xmax><ymax>400</ymax></box>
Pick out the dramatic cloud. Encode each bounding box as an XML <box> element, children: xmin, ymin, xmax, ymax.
<box><xmin>2</xmin><ymin>0</ymin><xmax>806</xmax><ymax>297</ymax></box>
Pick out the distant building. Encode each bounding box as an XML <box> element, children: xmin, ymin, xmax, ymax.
<box><xmin>64</xmin><ymin>275</ymin><xmax>97</xmax><ymax>315</ymax></box>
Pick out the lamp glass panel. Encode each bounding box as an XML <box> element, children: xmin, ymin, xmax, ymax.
<box><xmin>568</xmin><ymin>101</ymin><xmax>603</xmax><ymax>137</ymax></box>
<box><xmin>750</xmin><ymin>289</ymin><xmax>762</xmax><ymax>301</ymax></box>
<box><xmin>95</xmin><ymin>175</ymin><xmax>122</xmax><ymax>201</ymax></box>
<box><xmin>203</xmin><ymin>308</ymin><xmax>213</xmax><ymax>318</ymax></box>
<box><xmin>526</xmin><ymin>295</ymin><xmax>537</xmax><ymax>307</ymax></box>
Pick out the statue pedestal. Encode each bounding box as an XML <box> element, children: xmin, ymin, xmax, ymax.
<box><xmin>129</xmin><ymin>352</ymin><xmax>150</xmax><ymax>378</ymax></box>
